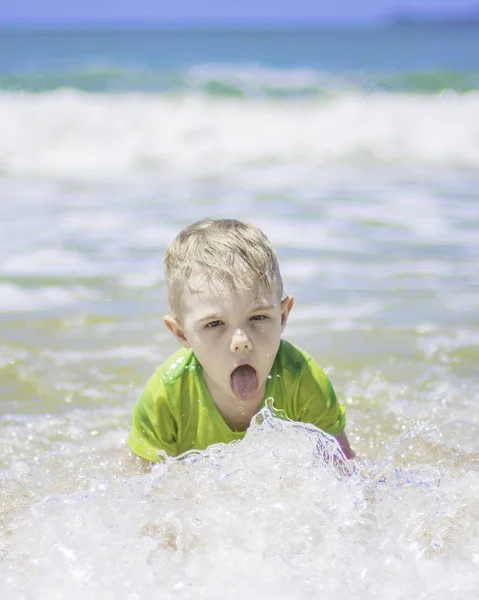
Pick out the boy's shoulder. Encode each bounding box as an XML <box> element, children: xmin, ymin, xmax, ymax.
<box><xmin>153</xmin><ymin>346</ymin><xmax>199</xmax><ymax>385</ymax></box>
<box><xmin>277</xmin><ymin>339</ymin><xmax>314</xmax><ymax>374</ymax></box>
<box><xmin>276</xmin><ymin>340</ymin><xmax>336</xmax><ymax>406</ymax></box>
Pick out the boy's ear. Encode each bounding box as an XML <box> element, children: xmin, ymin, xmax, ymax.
<box><xmin>280</xmin><ymin>295</ymin><xmax>294</xmax><ymax>331</ymax></box>
<box><xmin>163</xmin><ymin>315</ymin><xmax>191</xmax><ymax>348</ymax></box>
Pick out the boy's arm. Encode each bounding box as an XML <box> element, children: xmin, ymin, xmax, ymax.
<box><xmin>119</xmin><ymin>446</ymin><xmax>153</xmax><ymax>472</ymax></box>
<box><xmin>130</xmin><ymin>451</ymin><xmax>153</xmax><ymax>471</ymax></box>
<box><xmin>296</xmin><ymin>356</ymin><xmax>356</xmax><ymax>459</ymax></box>
<box><xmin>334</xmin><ymin>429</ymin><xmax>356</xmax><ymax>460</ymax></box>
<box><xmin>128</xmin><ymin>374</ymin><xmax>178</xmax><ymax>462</ymax></box>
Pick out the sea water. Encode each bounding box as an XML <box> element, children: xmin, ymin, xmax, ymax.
<box><xmin>0</xmin><ymin>25</ymin><xmax>478</xmax><ymax>599</ymax></box>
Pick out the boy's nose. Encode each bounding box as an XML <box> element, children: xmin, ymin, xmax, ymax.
<box><xmin>230</xmin><ymin>329</ymin><xmax>252</xmax><ymax>352</ymax></box>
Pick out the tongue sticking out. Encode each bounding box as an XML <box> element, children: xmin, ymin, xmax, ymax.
<box><xmin>230</xmin><ymin>365</ymin><xmax>258</xmax><ymax>400</ymax></box>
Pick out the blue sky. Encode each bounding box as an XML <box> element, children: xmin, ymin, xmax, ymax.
<box><xmin>1</xmin><ymin>0</ymin><xmax>478</xmax><ymax>24</ymax></box>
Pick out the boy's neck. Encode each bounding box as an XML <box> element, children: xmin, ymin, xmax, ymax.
<box><xmin>218</xmin><ymin>398</ymin><xmax>264</xmax><ymax>432</ymax></box>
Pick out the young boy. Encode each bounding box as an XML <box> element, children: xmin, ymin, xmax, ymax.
<box><xmin>128</xmin><ymin>219</ymin><xmax>355</xmax><ymax>462</ymax></box>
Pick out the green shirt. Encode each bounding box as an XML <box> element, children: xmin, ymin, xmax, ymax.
<box><xmin>128</xmin><ymin>339</ymin><xmax>346</xmax><ymax>462</ymax></box>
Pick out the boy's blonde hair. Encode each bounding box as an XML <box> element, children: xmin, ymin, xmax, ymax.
<box><xmin>165</xmin><ymin>219</ymin><xmax>284</xmax><ymax>317</ymax></box>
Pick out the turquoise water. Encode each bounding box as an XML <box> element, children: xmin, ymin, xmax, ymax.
<box><xmin>2</xmin><ymin>25</ymin><xmax>479</xmax><ymax>93</ymax></box>
<box><xmin>0</xmin><ymin>25</ymin><xmax>478</xmax><ymax>599</ymax></box>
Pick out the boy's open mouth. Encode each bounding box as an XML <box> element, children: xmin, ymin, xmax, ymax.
<box><xmin>230</xmin><ymin>364</ymin><xmax>258</xmax><ymax>400</ymax></box>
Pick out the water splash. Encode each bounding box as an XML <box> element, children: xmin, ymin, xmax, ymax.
<box><xmin>1</xmin><ymin>404</ymin><xmax>477</xmax><ymax>599</ymax></box>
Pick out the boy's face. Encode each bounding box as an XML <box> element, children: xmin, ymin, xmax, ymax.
<box><xmin>164</xmin><ymin>272</ymin><xmax>293</xmax><ymax>409</ymax></box>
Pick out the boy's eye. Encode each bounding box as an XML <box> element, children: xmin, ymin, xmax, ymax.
<box><xmin>205</xmin><ymin>320</ymin><xmax>223</xmax><ymax>328</ymax></box>
<box><xmin>251</xmin><ymin>315</ymin><xmax>268</xmax><ymax>321</ymax></box>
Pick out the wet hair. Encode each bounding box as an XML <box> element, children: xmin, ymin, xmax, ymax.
<box><xmin>165</xmin><ymin>219</ymin><xmax>284</xmax><ymax>317</ymax></box>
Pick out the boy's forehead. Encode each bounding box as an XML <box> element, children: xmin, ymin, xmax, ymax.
<box><xmin>179</xmin><ymin>271</ymin><xmax>280</xmax><ymax>320</ymax></box>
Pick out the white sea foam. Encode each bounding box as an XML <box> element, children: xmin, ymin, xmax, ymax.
<box><xmin>119</xmin><ymin>270</ymin><xmax>163</xmax><ymax>289</ymax></box>
<box><xmin>186</xmin><ymin>63</ymin><xmax>355</xmax><ymax>94</ymax></box>
<box><xmin>40</xmin><ymin>345</ymin><xmax>157</xmax><ymax>364</ymax></box>
<box><xmin>0</xmin><ymin>282</ymin><xmax>77</xmax><ymax>312</ymax></box>
<box><xmin>0</xmin><ymin>406</ymin><xmax>477</xmax><ymax>600</ymax></box>
<box><xmin>1</xmin><ymin>90</ymin><xmax>478</xmax><ymax>182</ymax></box>
<box><xmin>291</xmin><ymin>301</ymin><xmax>382</xmax><ymax>323</ymax></box>
<box><xmin>1</xmin><ymin>249</ymin><xmax>101</xmax><ymax>277</ymax></box>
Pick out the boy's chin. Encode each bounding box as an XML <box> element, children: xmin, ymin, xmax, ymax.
<box><xmin>231</xmin><ymin>389</ymin><xmax>259</xmax><ymax>402</ymax></box>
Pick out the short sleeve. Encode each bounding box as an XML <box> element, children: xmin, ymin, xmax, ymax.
<box><xmin>128</xmin><ymin>373</ymin><xmax>178</xmax><ymax>461</ymax></box>
<box><xmin>296</xmin><ymin>359</ymin><xmax>346</xmax><ymax>436</ymax></box>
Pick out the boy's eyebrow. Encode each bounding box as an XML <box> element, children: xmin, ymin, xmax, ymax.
<box><xmin>196</xmin><ymin>304</ymin><xmax>275</xmax><ymax>324</ymax></box>
<box><xmin>197</xmin><ymin>313</ymin><xmax>222</xmax><ymax>323</ymax></box>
